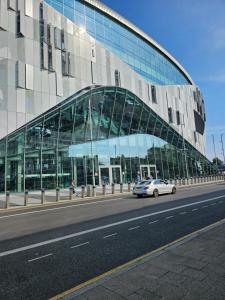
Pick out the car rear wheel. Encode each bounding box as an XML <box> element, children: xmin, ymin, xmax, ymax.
<box><xmin>153</xmin><ymin>189</ymin><xmax>159</xmax><ymax>198</ymax></box>
<box><xmin>171</xmin><ymin>187</ymin><xmax>176</xmax><ymax>194</ymax></box>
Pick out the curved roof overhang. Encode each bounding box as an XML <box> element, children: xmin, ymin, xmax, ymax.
<box><xmin>83</xmin><ymin>0</ymin><xmax>194</xmax><ymax>85</ymax></box>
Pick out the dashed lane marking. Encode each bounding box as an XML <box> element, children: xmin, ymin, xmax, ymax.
<box><xmin>103</xmin><ymin>233</ymin><xmax>118</xmax><ymax>239</ymax></box>
<box><xmin>148</xmin><ymin>220</ymin><xmax>159</xmax><ymax>224</ymax></box>
<box><xmin>166</xmin><ymin>216</ymin><xmax>174</xmax><ymax>219</ymax></box>
<box><xmin>180</xmin><ymin>212</ymin><xmax>187</xmax><ymax>215</ymax></box>
<box><xmin>28</xmin><ymin>253</ymin><xmax>53</xmax><ymax>263</ymax></box>
<box><xmin>70</xmin><ymin>242</ymin><xmax>90</xmax><ymax>249</ymax></box>
<box><xmin>128</xmin><ymin>226</ymin><xmax>140</xmax><ymax>231</ymax></box>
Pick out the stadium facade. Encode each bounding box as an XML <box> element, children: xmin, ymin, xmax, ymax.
<box><xmin>0</xmin><ymin>0</ymin><xmax>215</xmax><ymax>193</ymax></box>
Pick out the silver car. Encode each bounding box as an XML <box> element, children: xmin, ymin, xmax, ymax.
<box><xmin>133</xmin><ymin>179</ymin><xmax>176</xmax><ymax>198</ymax></box>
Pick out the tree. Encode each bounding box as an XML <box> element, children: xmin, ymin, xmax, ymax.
<box><xmin>212</xmin><ymin>157</ymin><xmax>223</xmax><ymax>166</ymax></box>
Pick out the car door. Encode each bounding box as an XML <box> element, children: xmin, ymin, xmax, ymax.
<box><xmin>160</xmin><ymin>180</ymin><xmax>168</xmax><ymax>194</ymax></box>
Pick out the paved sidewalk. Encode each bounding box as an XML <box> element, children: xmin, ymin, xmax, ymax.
<box><xmin>61</xmin><ymin>219</ymin><xmax>225</xmax><ymax>300</ymax></box>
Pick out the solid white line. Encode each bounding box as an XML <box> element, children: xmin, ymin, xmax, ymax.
<box><xmin>0</xmin><ymin>194</ymin><xmax>224</xmax><ymax>258</ymax></box>
<box><xmin>28</xmin><ymin>253</ymin><xmax>52</xmax><ymax>263</ymax></box>
<box><xmin>0</xmin><ymin>198</ymin><xmax>124</xmax><ymax>220</ymax></box>
<box><xmin>148</xmin><ymin>220</ymin><xmax>159</xmax><ymax>224</ymax></box>
<box><xmin>70</xmin><ymin>242</ymin><xmax>89</xmax><ymax>249</ymax></box>
<box><xmin>166</xmin><ymin>216</ymin><xmax>174</xmax><ymax>219</ymax></box>
<box><xmin>180</xmin><ymin>212</ymin><xmax>187</xmax><ymax>215</ymax></box>
<box><xmin>103</xmin><ymin>233</ymin><xmax>118</xmax><ymax>239</ymax></box>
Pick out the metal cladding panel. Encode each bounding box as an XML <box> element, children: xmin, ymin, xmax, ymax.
<box><xmin>0</xmin><ymin>12</ymin><xmax>8</xmax><ymax>31</ymax></box>
<box><xmin>17</xmin><ymin>61</ymin><xmax>25</xmax><ymax>89</ymax></box>
<box><xmin>8</xmin><ymin>0</ymin><xmax>17</xmax><ymax>11</ymax></box>
<box><xmin>25</xmin><ymin>0</ymin><xmax>33</xmax><ymax>18</ymax></box>
<box><xmin>25</xmin><ymin>64</ymin><xmax>34</xmax><ymax>90</ymax></box>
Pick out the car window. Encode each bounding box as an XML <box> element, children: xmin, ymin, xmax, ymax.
<box><xmin>139</xmin><ymin>180</ymin><xmax>152</xmax><ymax>185</ymax></box>
<box><xmin>153</xmin><ymin>180</ymin><xmax>161</xmax><ymax>185</ymax></box>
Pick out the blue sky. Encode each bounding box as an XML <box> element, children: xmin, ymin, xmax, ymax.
<box><xmin>101</xmin><ymin>0</ymin><xmax>225</xmax><ymax>161</ymax></box>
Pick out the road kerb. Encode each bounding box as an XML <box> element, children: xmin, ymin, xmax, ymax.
<box><xmin>49</xmin><ymin>217</ymin><xmax>225</xmax><ymax>300</ymax></box>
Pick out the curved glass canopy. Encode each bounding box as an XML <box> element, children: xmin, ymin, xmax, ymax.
<box><xmin>0</xmin><ymin>86</ymin><xmax>216</xmax><ymax>192</ymax></box>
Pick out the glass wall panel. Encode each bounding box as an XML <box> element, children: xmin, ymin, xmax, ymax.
<box><xmin>0</xmin><ymin>140</ymin><xmax>5</xmax><ymax>193</ymax></box>
<box><xmin>0</xmin><ymin>86</ymin><xmax>216</xmax><ymax>192</ymax></box>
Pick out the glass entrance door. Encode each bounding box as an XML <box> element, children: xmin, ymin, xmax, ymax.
<box><xmin>112</xmin><ymin>166</ymin><xmax>121</xmax><ymax>184</ymax></box>
<box><xmin>99</xmin><ymin>165</ymin><xmax>122</xmax><ymax>185</ymax></box>
<box><xmin>140</xmin><ymin>165</ymin><xmax>157</xmax><ymax>180</ymax></box>
<box><xmin>140</xmin><ymin>166</ymin><xmax>149</xmax><ymax>180</ymax></box>
<box><xmin>99</xmin><ymin>167</ymin><xmax>110</xmax><ymax>185</ymax></box>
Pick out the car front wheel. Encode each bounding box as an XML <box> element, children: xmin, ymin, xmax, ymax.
<box><xmin>153</xmin><ymin>189</ymin><xmax>159</xmax><ymax>198</ymax></box>
<box><xmin>171</xmin><ymin>187</ymin><xmax>176</xmax><ymax>194</ymax></box>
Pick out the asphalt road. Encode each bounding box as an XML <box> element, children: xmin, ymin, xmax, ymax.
<box><xmin>0</xmin><ymin>183</ymin><xmax>225</xmax><ymax>299</ymax></box>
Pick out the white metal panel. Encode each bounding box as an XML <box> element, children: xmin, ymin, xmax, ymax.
<box><xmin>25</xmin><ymin>64</ymin><xmax>33</xmax><ymax>90</ymax></box>
<box><xmin>25</xmin><ymin>0</ymin><xmax>33</xmax><ymax>18</ymax></box>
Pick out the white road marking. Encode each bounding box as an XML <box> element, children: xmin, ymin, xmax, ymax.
<box><xmin>166</xmin><ymin>216</ymin><xmax>174</xmax><ymax>219</ymax></box>
<box><xmin>210</xmin><ymin>203</ymin><xmax>216</xmax><ymax>206</ymax></box>
<box><xmin>148</xmin><ymin>220</ymin><xmax>159</xmax><ymax>224</ymax></box>
<box><xmin>0</xmin><ymin>198</ymin><xmax>124</xmax><ymax>220</ymax></box>
<box><xmin>218</xmin><ymin>201</ymin><xmax>223</xmax><ymax>204</ymax></box>
<box><xmin>0</xmin><ymin>194</ymin><xmax>224</xmax><ymax>258</ymax></box>
<box><xmin>202</xmin><ymin>205</ymin><xmax>208</xmax><ymax>208</ymax></box>
<box><xmin>192</xmin><ymin>208</ymin><xmax>198</xmax><ymax>211</ymax></box>
<box><xmin>103</xmin><ymin>233</ymin><xmax>118</xmax><ymax>239</ymax></box>
<box><xmin>180</xmin><ymin>212</ymin><xmax>187</xmax><ymax>215</ymax></box>
<box><xmin>128</xmin><ymin>226</ymin><xmax>140</xmax><ymax>231</ymax></box>
<box><xmin>70</xmin><ymin>242</ymin><xmax>89</xmax><ymax>249</ymax></box>
<box><xmin>28</xmin><ymin>253</ymin><xmax>52</xmax><ymax>263</ymax></box>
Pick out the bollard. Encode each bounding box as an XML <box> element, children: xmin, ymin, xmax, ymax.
<box><xmin>81</xmin><ymin>185</ymin><xmax>85</xmax><ymax>198</ymax></box>
<box><xmin>41</xmin><ymin>188</ymin><xmax>45</xmax><ymax>204</ymax></box>
<box><xmin>24</xmin><ymin>189</ymin><xmax>29</xmax><ymax>206</ymax></box>
<box><xmin>191</xmin><ymin>177</ymin><xmax>193</xmax><ymax>184</ymax></box>
<box><xmin>182</xmin><ymin>178</ymin><xmax>185</xmax><ymax>185</ymax></box>
<box><xmin>111</xmin><ymin>183</ymin><xmax>115</xmax><ymax>194</ymax></box>
<box><xmin>69</xmin><ymin>186</ymin><xmax>73</xmax><ymax>201</ymax></box>
<box><xmin>179</xmin><ymin>178</ymin><xmax>181</xmax><ymax>186</ymax></box>
<box><xmin>128</xmin><ymin>181</ymin><xmax>131</xmax><ymax>192</ymax></box>
<box><xmin>5</xmin><ymin>191</ymin><xmax>10</xmax><ymax>208</ymax></box>
<box><xmin>92</xmin><ymin>185</ymin><xmax>96</xmax><ymax>197</ymax></box>
<box><xmin>174</xmin><ymin>178</ymin><xmax>177</xmax><ymax>186</ymax></box>
<box><xmin>56</xmin><ymin>187</ymin><xmax>60</xmax><ymax>202</ymax></box>
<box><xmin>120</xmin><ymin>182</ymin><xmax>123</xmax><ymax>193</ymax></box>
<box><xmin>102</xmin><ymin>184</ymin><xmax>106</xmax><ymax>195</ymax></box>
<box><xmin>87</xmin><ymin>185</ymin><xmax>91</xmax><ymax>197</ymax></box>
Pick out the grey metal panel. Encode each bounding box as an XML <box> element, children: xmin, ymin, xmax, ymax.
<box><xmin>25</xmin><ymin>64</ymin><xmax>33</xmax><ymax>90</ymax></box>
<box><xmin>41</xmin><ymin>42</ymin><xmax>48</xmax><ymax>70</ymax></box>
<box><xmin>56</xmin><ymin>73</ymin><xmax>63</xmax><ymax>96</ymax></box>
<box><xmin>16</xmin><ymin>61</ymin><xmax>25</xmax><ymax>88</ymax></box>
<box><xmin>8</xmin><ymin>0</ymin><xmax>17</xmax><ymax>11</ymax></box>
<box><xmin>68</xmin><ymin>52</ymin><xmax>75</xmax><ymax>77</ymax></box>
<box><xmin>25</xmin><ymin>0</ymin><xmax>33</xmax><ymax>18</ymax></box>
<box><xmin>0</xmin><ymin>12</ymin><xmax>8</xmax><ymax>31</ymax></box>
<box><xmin>54</xmin><ymin>27</ymin><xmax>61</xmax><ymax>49</ymax></box>
<box><xmin>0</xmin><ymin>0</ymin><xmax>7</xmax><ymax>12</ymax></box>
<box><xmin>91</xmin><ymin>61</ymin><xmax>97</xmax><ymax>84</ymax></box>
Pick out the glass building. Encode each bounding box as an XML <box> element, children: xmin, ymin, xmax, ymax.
<box><xmin>0</xmin><ymin>0</ymin><xmax>215</xmax><ymax>193</ymax></box>
<box><xmin>0</xmin><ymin>87</ymin><xmax>216</xmax><ymax>193</ymax></box>
<box><xmin>45</xmin><ymin>0</ymin><xmax>191</xmax><ymax>85</ymax></box>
